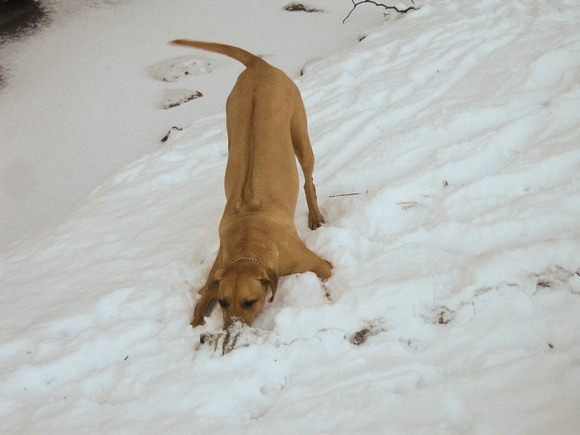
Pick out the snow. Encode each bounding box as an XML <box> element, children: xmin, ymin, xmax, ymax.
<box><xmin>1</xmin><ymin>0</ymin><xmax>580</xmax><ymax>433</ymax></box>
<box><xmin>0</xmin><ymin>0</ymin><xmax>384</xmax><ymax>253</ymax></box>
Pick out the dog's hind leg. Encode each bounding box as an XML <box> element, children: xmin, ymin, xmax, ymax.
<box><xmin>291</xmin><ymin>102</ymin><xmax>325</xmax><ymax>230</ymax></box>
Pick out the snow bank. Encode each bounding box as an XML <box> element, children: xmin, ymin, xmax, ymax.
<box><xmin>1</xmin><ymin>0</ymin><xmax>580</xmax><ymax>433</ymax></box>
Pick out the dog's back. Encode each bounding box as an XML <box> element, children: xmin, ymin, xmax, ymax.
<box><xmin>170</xmin><ymin>40</ymin><xmax>303</xmax><ymax>215</ymax></box>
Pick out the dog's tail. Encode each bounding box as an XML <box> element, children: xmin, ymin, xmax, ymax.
<box><xmin>170</xmin><ymin>39</ymin><xmax>262</xmax><ymax>68</ymax></box>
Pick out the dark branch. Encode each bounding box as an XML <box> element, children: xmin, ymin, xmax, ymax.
<box><xmin>343</xmin><ymin>0</ymin><xmax>418</xmax><ymax>23</ymax></box>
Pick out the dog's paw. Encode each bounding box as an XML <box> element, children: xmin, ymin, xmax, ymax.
<box><xmin>313</xmin><ymin>260</ymin><xmax>332</xmax><ymax>281</ymax></box>
<box><xmin>308</xmin><ymin>212</ymin><xmax>325</xmax><ymax>230</ymax></box>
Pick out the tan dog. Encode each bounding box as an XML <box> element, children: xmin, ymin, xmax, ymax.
<box><xmin>170</xmin><ymin>40</ymin><xmax>332</xmax><ymax>327</ymax></box>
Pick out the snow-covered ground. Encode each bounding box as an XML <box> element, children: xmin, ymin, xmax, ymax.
<box><xmin>2</xmin><ymin>0</ymin><xmax>580</xmax><ymax>433</ymax></box>
<box><xmin>0</xmin><ymin>0</ymin><xmax>383</xmax><ymax>254</ymax></box>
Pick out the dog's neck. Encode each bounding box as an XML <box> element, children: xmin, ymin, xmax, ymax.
<box><xmin>221</xmin><ymin>221</ymin><xmax>280</xmax><ymax>270</ymax></box>
<box><xmin>231</xmin><ymin>257</ymin><xmax>263</xmax><ymax>266</ymax></box>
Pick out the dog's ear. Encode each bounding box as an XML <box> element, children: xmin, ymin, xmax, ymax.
<box><xmin>208</xmin><ymin>278</ymin><xmax>219</xmax><ymax>291</ymax></box>
<box><xmin>209</xmin><ymin>268</ymin><xmax>226</xmax><ymax>291</ymax></box>
<box><xmin>259</xmin><ymin>267</ymin><xmax>278</xmax><ymax>302</ymax></box>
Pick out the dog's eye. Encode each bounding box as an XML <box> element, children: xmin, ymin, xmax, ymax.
<box><xmin>217</xmin><ymin>298</ymin><xmax>230</xmax><ymax>309</ymax></box>
<box><xmin>241</xmin><ymin>299</ymin><xmax>257</xmax><ymax>310</ymax></box>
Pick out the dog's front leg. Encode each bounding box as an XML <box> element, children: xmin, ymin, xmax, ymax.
<box><xmin>192</xmin><ymin>247</ymin><xmax>223</xmax><ymax>327</ymax></box>
<box><xmin>285</xmin><ymin>239</ymin><xmax>332</xmax><ymax>280</ymax></box>
<box><xmin>192</xmin><ymin>284</ymin><xmax>218</xmax><ymax>327</ymax></box>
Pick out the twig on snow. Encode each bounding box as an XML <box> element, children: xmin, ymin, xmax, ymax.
<box><xmin>343</xmin><ymin>0</ymin><xmax>419</xmax><ymax>23</ymax></box>
<box><xmin>328</xmin><ymin>192</ymin><xmax>360</xmax><ymax>198</ymax></box>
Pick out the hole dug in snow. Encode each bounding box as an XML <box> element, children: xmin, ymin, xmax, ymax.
<box><xmin>283</xmin><ymin>3</ymin><xmax>323</xmax><ymax>13</ymax></box>
<box><xmin>148</xmin><ymin>55</ymin><xmax>212</xmax><ymax>82</ymax></box>
<box><xmin>348</xmin><ymin>318</ymin><xmax>387</xmax><ymax>345</ymax></box>
<box><xmin>533</xmin><ymin>266</ymin><xmax>580</xmax><ymax>294</ymax></box>
<box><xmin>161</xmin><ymin>89</ymin><xmax>202</xmax><ymax>109</ymax></box>
<box><xmin>198</xmin><ymin>321</ymin><xmax>274</xmax><ymax>355</ymax></box>
<box><xmin>423</xmin><ymin>305</ymin><xmax>455</xmax><ymax>325</ymax></box>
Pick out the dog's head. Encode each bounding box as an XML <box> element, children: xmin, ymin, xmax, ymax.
<box><xmin>209</xmin><ymin>262</ymin><xmax>278</xmax><ymax>327</ymax></box>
